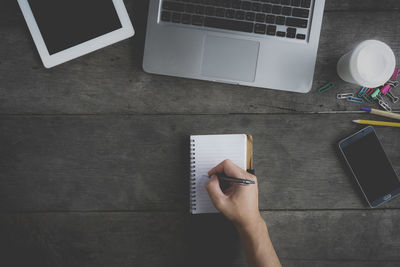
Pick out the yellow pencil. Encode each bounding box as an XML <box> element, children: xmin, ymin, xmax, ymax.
<box><xmin>353</xmin><ymin>119</ymin><xmax>400</xmax><ymax>127</ymax></box>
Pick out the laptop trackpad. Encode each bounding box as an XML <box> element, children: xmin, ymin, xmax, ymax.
<box><xmin>201</xmin><ymin>35</ymin><xmax>259</xmax><ymax>82</ymax></box>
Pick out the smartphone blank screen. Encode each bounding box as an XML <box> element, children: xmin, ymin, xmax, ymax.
<box><xmin>342</xmin><ymin>131</ymin><xmax>400</xmax><ymax>202</ymax></box>
<box><xmin>27</xmin><ymin>0</ymin><xmax>122</xmax><ymax>55</ymax></box>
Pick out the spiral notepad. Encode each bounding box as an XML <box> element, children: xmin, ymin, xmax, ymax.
<box><xmin>190</xmin><ymin>134</ymin><xmax>247</xmax><ymax>214</ymax></box>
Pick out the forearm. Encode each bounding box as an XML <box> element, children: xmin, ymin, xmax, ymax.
<box><xmin>235</xmin><ymin>216</ymin><xmax>281</xmax><ymax>267</ymax></box>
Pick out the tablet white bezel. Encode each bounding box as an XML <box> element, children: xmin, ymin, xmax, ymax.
<box><xmin>17</xmin><ymin>0</ymin><xmax>134</xmax><ymax>68</ymax></box>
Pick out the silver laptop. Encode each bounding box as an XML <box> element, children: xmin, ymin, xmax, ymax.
<box><xmin>143</xmin><ymin>0</ymin><xmax>325</xmax><ymax>93</ymax></box>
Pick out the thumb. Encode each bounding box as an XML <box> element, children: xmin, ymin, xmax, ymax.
<box><xmin>205</xmin><ymin>175</ymin><xmax>226</xmax><ymax>210</ymax></box>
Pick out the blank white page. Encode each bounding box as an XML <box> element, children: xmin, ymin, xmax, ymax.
<box><xmin>190</xmin><ymin>134</ymin><xmax>247</xmax><ymax>214</ymax></box>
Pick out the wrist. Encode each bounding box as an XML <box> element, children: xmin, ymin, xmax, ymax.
<box><xmin>234</xmin><ymin>213</ymin><xmax>265</xmax><ymax>233</ymax></box>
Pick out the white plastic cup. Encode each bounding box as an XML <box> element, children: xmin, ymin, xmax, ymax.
<box><xmin>337</xmin><ymin>40</ymin><xmax>396</xmax><ymax>88</ymax></box>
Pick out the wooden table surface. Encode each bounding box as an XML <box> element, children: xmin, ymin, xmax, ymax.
<box><xmin>1</xmin><ymin>1</ymin><xmax>400</xmax><ymax>266</ymax></box>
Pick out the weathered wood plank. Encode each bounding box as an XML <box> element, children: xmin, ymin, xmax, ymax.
<box><xmin>1</xmin><ymin>210</ymin><xmax>399</xmax><ymax>267</ymax></box>
<box><xmin>1</xmin><ymin>2</ymin><xmax>399</xmax><ymax>114</ymax></box>
<box><xmin>266</xmin><ymin>210</ymin><xmax>400</xmax><ymax>262</ymax></box>
<box><xmin>324</xmin><ymin>0</ymin><xmax>400</xmax><ymax>11</ymax></box>
<box><xmin>280</xmin><ymin>260</ymin><xmax>400</xmax><ymax>267</ymax></box>
<box><xmin>1</xmin><ymin>114</ymin><xmax>399</xmax><ymax>211</ymax></box>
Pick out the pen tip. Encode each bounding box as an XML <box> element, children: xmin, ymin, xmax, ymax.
<box><xmin>352</xmin><ymin>120</ymin><xmax>360</xmax><ymax>123</ymax></box>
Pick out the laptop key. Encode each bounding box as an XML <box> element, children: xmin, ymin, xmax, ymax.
<box><xmin>251</xmin><ymin>2</ymin><xmax>262</xmax><ymax>12</ymax></box>
<box><xmin>204</xmin><ymin>17</ymin><xmax>254</xmax><ymax>32</ymax></box>
<box><xmin>254</xmin><ymin>23</ymin><xmax>266</xmax><ymax>34</ymax></box>
<box><xmin>262</xmin><ymin>4</ymin><xmax>272</xmax><ymax>13</ymax></box>
<box><xmin>292</xmin><ymin>8</ymin><xmax>309</xmax><ymax>18</ymax></box>
<box><xmin>276</xmin><ymin>16</ymin><xmax>285</xmax><ymax>25</ymax></box>
<box><xmin>235</xmin><ymin>10</ymin><xmax>245</xmax><ymax>20</ymax></box>
<box><xmin>221</xmin><ymin>0</ymin><xmax>231</xmax><ymax>7</ymax></box>
<box><xmin>282</xmin><ymin>6</ymin><xmax>291</xmax><ymax>16</ymax></box>
<box><xmin>225</xmin><ymin>9</ymin><xmax>235</xmax><ymax>18</ymax></box>
<box><xmin>266</xmin><ymin>25</ymin><xmax>276</xmax><ymax>35</ymax></box>
<box><xmin>296</xmin><ymin>33</ymin><xmax>306</xmax><ymax>39</ymax></box>
<box><xmin>161</xmin><ymin>11</ymin><xmax>171</xmax><ymax>22</ymax></box>
<box><xmin>301</xmin><ymin>0</ymin><xmax>311</xmax><ymax>8</ymax></box>
<box><xmin>286</xmin><ymin>17</ymin><xmax>308</xmax><ymax>28</ymax></box>
<box><xmin>194</xmin><ymin>5</ymin><xmax>205</xmax><ymax>14</ymax></box>
<box><xmin>163</xmin><ymin>1</ymin><xmax>185</xmax><ymax>12</ymax></box>
<box><xmin>216</xmin><ymin>8</ymin><xmax>225</xmax><ymax>17</ymax></box>
<box><xmin>172</xmin><ymin>12</ymin><xmax>181</xmax><ymax>23</ymax></box>
<box><xmin>286</xmin><ymin>27</ymin><xmax>296</xmax><ymax>38</ymax></box>
<box><xmin>281</xmin><ymin>0</ymin><xmax>290</xmax><ymax>5</ymax></box>
<box><xmin>232</xmin><ymin>0</ymin><xmax>241</xmax><ymax>9</ymax></box>
<box><xmin>242</xmin><ymin>1</ymin><xmax>251</xmax><ymax>10</ymax></box>
<box><xmin>290</xmin><ymin>0</ymin><xmax>301</xmax><ymax>7</ymax></box>
<box><xmin>211</xmin><ymin>0</ymin><xmax>220</xmax><ymax>6</ymax></box>
<box><xmin>246</xmin><ymin>12</ymin><xmax>256</xmax><ymax>21</ymax></box>
<box><xmin>255</xmin><ymin>13</ymin><xmax>266</xmax><ymax>23</ymax></box>
<box><xmin>272</xmin><ymin>5</ymin><xmax>282</xmax><ymax>14</ymax></box>
<box><xmin>185</xmin><ymin>4</ymin><xmax>195</xmax><ymax>13</ymax></box>
<box><xmin>265</xmin><ymin>15</ymin><xmax>275</xmax><ymax>23</ymax></box>
<box><xmin>276</xmin><ymin>31</ymin><xmax>286</xmax><ymax>37</ymax></box>
<box><xmin>205</xmin><ymin>6</ymin><xmax>216</xmax><ymax>16</ymax></box>
<box><xmin>192</xmin><ymin>15</ymin><xmax>204</xmax><ymax>25</ymax></box>
<box><xmin>181</xmin><ymin>13</ymin><xmax>191</xmax><ymax>24</ymax></box>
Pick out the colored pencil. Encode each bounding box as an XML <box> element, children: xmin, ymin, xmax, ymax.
<box><xmin>353</xmin><ymin>119</ymin><xmax>400</xmax><ymax>128</ymax></box>
<box><xmin>361</xmin><ymin>107</ymin><xmax>400</xmax><ymax>121</ymax></box>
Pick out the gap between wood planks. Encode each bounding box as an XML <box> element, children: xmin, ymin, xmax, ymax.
<box><xmin>0</xmin><ymin>207</ymin><xmax>400</xmax><ymax>214</ymax></box>
<box><xmin>0</xmin><ymin>110</ymin><xmax>398</xmax><ymax>116</ymax></box>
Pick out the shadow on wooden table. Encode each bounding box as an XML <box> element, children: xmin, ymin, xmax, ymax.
<box><xmin>186</xmin><ymin>214</ymin><xmax>242</xmax><ymax>267</ymax></box>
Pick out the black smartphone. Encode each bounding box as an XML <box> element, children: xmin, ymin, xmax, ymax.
<box><xmin>339</xmin><ymin>126</ymin><xmax>400</xmax><ymax>208</ymax></box>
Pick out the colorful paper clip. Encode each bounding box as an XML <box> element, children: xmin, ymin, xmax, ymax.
<box><xmin>371</xmin><ymin>88</ymin><xmax>382</xmax><ymax>100</ymax></box>
<box><xmin>318</xmin><ymin>82</ymin><xmax>334</xmax><ymax>93</ymax></box>
<box><xmin>337</xmin><ymin>93</ymin><xmax>354</xmax><ymax>99</ymax></box>
<box><xmin>365</xmin><ymin>88</ymin><xmax>374</xmax><ymax>98</ymax></box>
<box><xmin>363</xmin><ymin>96</ymin><xmax>373</xmax><ymax>104</ymax></box>
<box><xmin>358</xmin><ymin>87</ymin><xmax>368</xmax><ymax>97</ymax></box>
<box><xmin>346</xmin><ymin>96</ymin><xmax>363</xmax><ymax>104</ymax></box>
<box><xmin>391</xmin><ymin>68</ymin><xmax>400</xmax><ymax>79</ymax></box>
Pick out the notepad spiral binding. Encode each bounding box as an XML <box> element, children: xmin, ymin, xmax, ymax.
<box><xmin>190</xmin><ymin>138</ymin><xmax>196</xmax><ymax>212</ymax></box>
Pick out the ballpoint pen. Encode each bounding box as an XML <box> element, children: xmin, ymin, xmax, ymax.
<box><xmin>217</xmin><ymin>174</ymin><xmax>256</xmax><ymax>185</ymax></box>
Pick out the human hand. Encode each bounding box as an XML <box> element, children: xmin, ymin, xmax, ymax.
<box><xmin>206</xmin><ymin>159</ymin><xmax>262</xmax><ymax>229</ymax></box>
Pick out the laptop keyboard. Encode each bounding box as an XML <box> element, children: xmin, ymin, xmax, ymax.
<box><xmin>160</xmin><ymin>0</ymin><xmax>313</xmax><ymax>40</ymax></box>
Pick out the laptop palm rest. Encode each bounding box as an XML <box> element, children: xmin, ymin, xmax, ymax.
<box><xmin>201</xmin><ymin>35</ymin><xmax>259</xmax><ymax>82</ymax></box>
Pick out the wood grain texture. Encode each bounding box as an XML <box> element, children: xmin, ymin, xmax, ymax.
<box><xmin>1</xmin><ymin>2</ymin><xmax>399</xmax><ymax>115</ymax></box>
<box><xmin>280</xmin><ymin>260</ymin><xmax>400</xmax><ymax>267</ymax></box>
<box><xmin>324</xmin><ymin>0</ymin><xmax>400</xmax><ymax>11</ymax></box>
<box><xmin>1</xmin><ymin>114</ymin><xmax>399</xmax><ymax>211</ymax></box>
<box><xmin>1</xmin><ymin>210</ymin><xmax>400</xmax><ymax>267</ymax></box>
<box><xmin>1</xmin><ymin>1</ymin><xmax>400</xmax><ymax>265</ymax></box>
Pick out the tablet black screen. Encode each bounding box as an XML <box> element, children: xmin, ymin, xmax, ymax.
<box><xmin>28</xmin><ymin>0</ymin><xmax>122</xmax><ymax>55</ymax></box>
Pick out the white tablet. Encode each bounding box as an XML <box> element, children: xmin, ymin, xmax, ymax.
<box><xmin>17</xmin><ymin>0</ymin><xmax>134</xmax><ymax>68</ymax></box>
